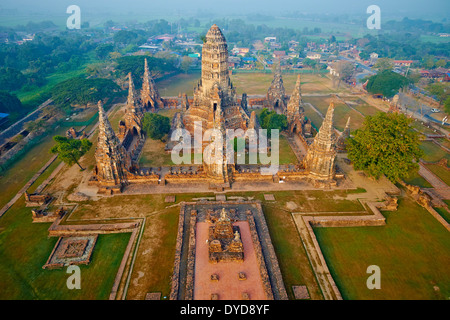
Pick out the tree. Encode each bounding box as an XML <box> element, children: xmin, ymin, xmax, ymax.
<box><xmin>180</xmin><ymin>56</ymin><xmax>193</xmax><ymax>73</ymax></box>
<box><xmin>0</xmin><ymin>67</ymin><xmax>27</xmax><ymax>91</ymax></box>
<box><xmin>444</xmin><ymin>97</ymin><xmax>450</xmax><ymax>114</ymax></box>
<box><xmin>141</xmin><ymin>113</ymin><xmax>170</xmax><ymax>141</ymax></box>
<box><xmin>113</xmin><ymin>30</ymin><xmax>138</xmax><ymax>45</ymax></box>
<box><xmin>347</xmin><ymin>112</ymin><xmax>423</xmax><ymax>182</ymax></box>
<box><xmin>95</xmin><ymin>43</ymin><xmax>114</xmax><ymax>59</ymax></box>
<box><xmin>373</xmin><ymin>58</ymin><xmax>394</xmax><ymax>72</ymax></box>
<box><xmin>426</xmin><ymin>82</ymin><xmax>449</xmax><ymax>105</ymax></box>
<box><xmin>50</xmin><ymin>136</ymin><xmax>92</xmax><ymax>170</ymax></box>
<box><xmin>366</xmin><ymin>70</ymin><xmax>410</xmax><ymax>98</ymax></box>
<box><xmin>0</xmin><ymin>91</ymin><xmax>23</xmax><ymax>114</ymax></box>
<box><xmin>258</xmin><ymin>108</ymin><xmax>288</xmax><ymax>137</ymax></box>
<box><xmin>332</xmin><ymin>60</ymin><xmax>355</xmax><ymax>87</ymax></box>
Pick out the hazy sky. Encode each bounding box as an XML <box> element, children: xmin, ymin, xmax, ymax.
<box><xmin>1</xmin><ymin>0</ymin><xmax>449</xmax><ymax>20</ymax></box>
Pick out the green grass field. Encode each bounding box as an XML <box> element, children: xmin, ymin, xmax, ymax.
<box><xmin>433</xmin><ymin>207</ymin><xmax>450</xmax><ymax>224</ymax></box>
<box><xmin>403</xmin><ymin>169</ymin><xmax>433</xmax><ymax>188</ymax></box>
<box><xmin>419</xmin><ymin>141</ymin><xmax>450</xmax><ymax>163</ymax></box>
<box><xmin>314</xmin><ymin>197</ymin><xmax>450</xmax><ymax>300</ymax></box>
<box><xmin>425</xmin><ymin>164</ymin><xmax>450</xmax><ymax>186</ymax></box>
<box><xmin>0</xmin><ymin>198</ymin><xmax>130</xmax><ymax>299</ymax></box>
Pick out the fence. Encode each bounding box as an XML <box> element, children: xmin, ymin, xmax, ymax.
<box><xmin>231</xmin><ymin>69</ymin><xmax>329</xmax><ymax>75</ymax></box>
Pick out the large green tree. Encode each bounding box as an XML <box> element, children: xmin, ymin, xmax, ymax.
<box><xmin>50</xmin><ymin>136</ymin><xmax>92</xmax><ymax>170</ymax></box>
<box><xmin>142</xmin><ymin>113</ymin><xmax>170</xmax><ymax>141</ymax></box>
<box><xmin>426</xmin><ymin>82</ymin><xmax>449</xmax><ymax>105</ymax></box>
<box><xmin>347</xmin><ymin>112</ymin><xmax>423</xmax><ymax>182</ymax></box>
<box><xmin>258</xmin><ymin>108</ymin><xmax>288</xmax><ymax>137</ymax></box>
<box><xmin>366</xmin><ymin>70</ymin><xmax>410</xmax><ymax>98</ymax></box>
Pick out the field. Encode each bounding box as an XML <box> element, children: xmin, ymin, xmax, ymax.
<box><xmin>303</xmin><ymin>96</ymin><xmax>367</xmax><ymax>132</ymax></box>
<box><xmin>425</xmin><ymin>164</ymin><xmax>450</xmax><ymax>186</ymax></box>
<box><xmin>419</xmin><ymin>141</ymin><xmax>450</xmax><ymax>163</ymax></box>
<box><xmin>0</xmin><ymin>198</ymin><xmax>130</xmax><ymax>299</ymax></box>
<box><xmin>314</xmin><ymin>197</ymin><xmax>450</xmax><ymax>300</ymax></box>
<box><xmin>154</xmin><ymin>72</ymin><xmax>347</xmax><ymax>97</ymax></box>
<box><xmin>231</xmin><ymin>73</ymin><xmax>349</xmax><ymax>96</ymax></box>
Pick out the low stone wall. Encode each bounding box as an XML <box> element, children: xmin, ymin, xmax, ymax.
<box><xmin>48</xmin><ymin>217</ymin><xmax>139</xmax><ymax>237</ymax></box>
<box><xmin>306</xmin><ymin>202</ymin><xmax>386</xmax><ymax>228</ymax></box>
<box><xmin>169</xmin><ymin>202</ymin><xmax>186</xmax><ymax>300</ymax></box>
<box><xmin>170</xmin><ymin>200</ymin><xmax>288</xmax><ymax>300</ymax></box>
<box><xmin>184</xmin><ymin>213</ymin><xmax>197</xmax><ymax>300</ymax></box>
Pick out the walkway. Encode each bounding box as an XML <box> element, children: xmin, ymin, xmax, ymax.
<box><xmin>418</xmin><ymin>163</ymin><xmax>450</xmax><ymax>199</ymax></box>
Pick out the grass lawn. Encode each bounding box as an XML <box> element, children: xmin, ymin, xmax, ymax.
<box><xmin>433</xmin><ymin>207</ymin><xmax>450</xmax><ymax>224</ymax></box>
<box><xmin>262</xmin><ymin>203</ymin><xmax>323</xmax><ymax>300</ymax></box>
<box><xmin>155</xmin><ymin>72</ymin><xmax>201</xmax><ymax>97</ymax></box>
<box><xmin>425</xmin><ymin>164</ymin><xmax>450</xmax><ymax>186</ymax></box>
<box><xmin>0</xmin><ymin>198</ymin><xmax>130</xmax><ymax>299</ymax></box>
<box><xmin>403</xmin><ymin>169</ymin><xmax>433</xmax><ymax>188</ymax></box>
<box><xmin>419</xmin><ymin>141</ymin><xmax>450</xmax><ymax>163</ymax></box>
<box><xmin>230</xmin><ymin>73</ymin><xmax>345</xmax><ymax>95</ymax></box>
<box><xmin>303</xmin><ymin>96</ymin><xmax>366</xmax><ymax>132</ymax></box>
<box><xmin>0</xmin><ymin>126</ymin><xmax>69</xmax><ymax>209</ymax></box>
<box><xmin>138</xmin><ymin>138</ymin><xmax>174</xmax><ymax>167</ymax></box>
<box><xmin>314</xmin><ymin>196</ymin><xmax>450</xmax><ymax>300</ymax></box>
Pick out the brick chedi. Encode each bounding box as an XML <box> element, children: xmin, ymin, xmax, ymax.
<box><xmin>123</xmin><ymin>73</ymin><xmax>144</xmax><ymax>137</ymax></box>
<box><xmin>208</xmin><ymin>208</ymin><xmax>244</xmax><ymax>263</ymax></box>
<box><xmin>94</xmin><ymin>101</ymin><xmax>131</xmax><ymax>191</ymax></box>
<box><xmin>141</xmin><ymin>58</ymin><xmax>164</xmax><ymax>112</ymax></box>
<box><xmin>304</xmin><ymin>101</ymin><xmax>337</xmax><ymax>185</ymax></box>
<box><xmin>182</xmin><ymin>24</ymin><xmax>249</xmax><ymax>135</ymax></box>
<box><xmin>286</xmin><ymin>75</ymin><xmax>306</xmax><ymax>134</ymax></box>
<box><xmin>266</xmin><ymin>62</ymin><xmax>287</xmax><ymax>113</ymax></box>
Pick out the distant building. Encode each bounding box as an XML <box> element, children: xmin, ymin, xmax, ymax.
<box><xmin>273</xmin><ymin>51</ymin><xmax>286</xmax><ymax>59</ymax></box>
<box><xmin>370</xmin><ymin>52</ymin><xmax>379</xmax><ymax>64</ymax></box>
<box><xmin>264</xmin><ymin>37</ymin><xmax>277</xmax><ymax>43</ymax></box>
<box><xmin>306</xmin><ymin>52</ymin><xmax>321</xmax><ymax>60</ymax></box>
<box><xmin>232</xmin><ymin>47</ymin><xmax>250</xmax><ymax>56</ymax></box>
<box><xmin>393</xmin><ymin>60</ymin><xmax>413</xmax><ymax>67</ymax></box>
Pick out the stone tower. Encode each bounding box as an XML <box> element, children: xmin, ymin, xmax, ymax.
<box><xmin>286</xmin><ymin>75</ymin><xmax>305</xmax><ymax>134</ymax></box>
<box><xmin>266</xmin><ymin>62</ymin><xmax>287</xmax><ymax>112</ymax></box>
<box><xmin>336</xmin><ymin>117</ymin><xmax>350</xmax><ymax>152</ymax></box>
<box><xmin>141</xmin><ymin>58</ymin><xmax>163</xmax><ymax>111</ymax></box>
<box><xmin>305</xmin><ymin>102</ymin><xmax>337</xmax><ymax>184</ymax></box>
<box><xmin>122</xmin><ymin>73</ymin><xmax>143</xmax><ymax>138</ymax></box>
<box><xmin>183</xmin><ymin>24</ymin><xmax>249</xmax><ymax>135</ymax></box>
<box><xmin>94</xmin><ymin>101</ymin><xmax>130</xmax><ymax>188</ymax></box>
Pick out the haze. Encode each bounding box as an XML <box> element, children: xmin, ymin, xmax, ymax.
<box><xmin>1</xmin><ymin>0</ymin><xmax>449</xmax><ymax>21</ymax></box>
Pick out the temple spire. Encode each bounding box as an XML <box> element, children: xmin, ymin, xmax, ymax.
<box><xmin>287</xmin><ymin>75</ymin><xmax>302</xmax><ymax>116</ymax></box>
<box><xmin>95</xmin><ymin>100</ymin><xmax>130</xmax><ymax>186</ymax></box>
<box><xmin>127</xmin><ymin>72</ymin><xmax>137</xmax><ymax>109</ymax></box>
<box><xmin>304</xmin><ymin>101</ymin><xmax>337</xmax><ymax>183</ymax></box>
<box><xmin>141</xmin><ymin>58</ymin><xmax>163</xmax><ymax>111</ymax></box>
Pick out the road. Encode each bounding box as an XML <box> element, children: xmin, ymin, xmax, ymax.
<box><xmin>0</xmin><ymin>98</ymin><xmax>53</xmax><ymax>145</ymax></box>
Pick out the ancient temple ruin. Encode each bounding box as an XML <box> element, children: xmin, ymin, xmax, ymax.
<box><xmin>182</xmin><ymin>24</ymin><xmax>250</xmax><ymax>135</ymax></box>
<box><xmin>93</xmin><ymin>101</ymin><xmax>131</xmax><ymax>193</ymax></box>
<box><xmin>265</xmin><ymin>62</ymin><xmax>287</xmax><ymax>113</ymax></box>
<box><xmin>141</xmin><ymin>58</ymin><xmax>164</xmax><ymax>111</ymax></box>
<box><xmin>90</xmin><ymin>24</ymin><xmax>340</xmax><ymax>193</ymax></box>
<box><xmin>208</xmin><ymin>208</ymin><xmax>244</xmax><ymax>263</ymax></box>
<box><xmin>304</xmin><ymin>102</ymin><xmax>337</xmax><ymax>186</ymax></box>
